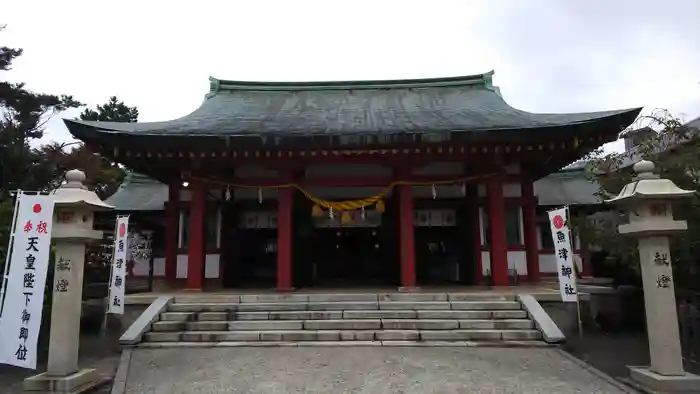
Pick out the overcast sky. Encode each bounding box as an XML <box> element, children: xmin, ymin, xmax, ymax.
<box><xmin>4</xmin><ymin>0</ymin><xmax>700</xmax><ymax>152</ymax></box>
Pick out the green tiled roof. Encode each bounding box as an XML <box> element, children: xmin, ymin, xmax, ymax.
<box><xmin>105</xmin><ymin>172</ymin><xmax>167</xmax><ymax>211</ymax></box>
<box><xmin>63</xmin><ymin>71</ymin><xmax>641</xmax><ymax>139</ymax></box>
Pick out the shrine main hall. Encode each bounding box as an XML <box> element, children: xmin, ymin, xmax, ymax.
<box><xmin>64</xmin><ymin>71</ymin><xmax>641</xmax><ymax>291</ymax></box>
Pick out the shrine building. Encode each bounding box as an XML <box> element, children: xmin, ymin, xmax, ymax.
<box><xmin>64</xmin><ymin>71</ymin><xmax>641</xmax><ymax>291</ymax></box>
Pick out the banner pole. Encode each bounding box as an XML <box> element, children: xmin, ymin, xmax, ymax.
<box><xmin>576</xmin><ymin>295</ymin><xmax>584</xmax><ymax>337</ymax></box>
<box><xmin>102</xmin><ymin>215</ymin><xmax>119</xmax><ymax>339</ymax></box>
<box><xmin>0</xmin><ymin>191</ymin><xmax>22</xmax><ymax>321</ymax></box>
<box><xmin>565</xmin><ymin>205</ymin><xmax>584</xmax><ymax>338</ymax></box>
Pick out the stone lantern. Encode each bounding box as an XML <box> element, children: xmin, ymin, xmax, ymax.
<box><xmin>25</xmin><ymin>170</ymin><xmax>114</xmax><ymax>393</ymax></box>
<box><xmin>607</xmin><ymin>160</ymin><xmax>700</xmax><ymax>393</ymax></box>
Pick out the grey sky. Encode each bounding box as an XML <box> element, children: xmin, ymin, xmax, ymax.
<box><xmin>4</xmin><ymin>0</ymin><xmax>699</xmax><ymax>153</ymax></box>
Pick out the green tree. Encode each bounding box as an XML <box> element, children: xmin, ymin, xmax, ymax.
<box><xmin>37</xmin><ymin>96</ymin><xmax>138</xmax><ymax>199</ymax></box>
<box><xmin>585</xmin><ymin>110</ymin><xmax>700</xmax><ymax>288</ymax></box>
<box><xmin>0</xmin><ymin>25</ymin><xmax>83</xmax><ymax>260</ymax></box>
<box><xmin>79</xmin><ymin>95</ymin><xmax>138</xmax><ymax>123</ymax></box>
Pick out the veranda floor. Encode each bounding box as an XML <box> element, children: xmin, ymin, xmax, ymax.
<box><xmin>124</xmin><ymin>280</ymin><xmax>612</xmax><ymax>305</ymax></box>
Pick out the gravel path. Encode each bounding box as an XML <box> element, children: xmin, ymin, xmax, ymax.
<box><xmin>125</xmin><ymin>347</ymin><xmax>633</xmax><ymax>394</ymax></box>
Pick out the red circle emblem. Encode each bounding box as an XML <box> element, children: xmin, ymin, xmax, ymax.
<box><xmin>553</xmin><ymin>215</ymin><xmax>565</xmax><ymax>229</ymax></box>
<box><xmin>119</xmin><ymin>223</ymin><xmax>126</xmax><ymax>237</ymax></box>
<box><xmin>32</xmin><ymin>204</ymin><xmax>41</xmax><ymax>213</ymax></box>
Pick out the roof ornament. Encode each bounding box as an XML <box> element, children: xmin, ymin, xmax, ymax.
<box><xmin>52</xmin><ymin>169</ymin><xmax>114</xmax><ymax>210</ymax></box>
<box><xmin>606</xmin><ymin>160</ymin><xmax>694</xmax><ymax>205</ymax></box>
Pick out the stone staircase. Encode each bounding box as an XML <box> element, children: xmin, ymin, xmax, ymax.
<box><xmin>139</xmin><ymin>293</ymin><xmax>551</xmax><ymax>347</ymax></box>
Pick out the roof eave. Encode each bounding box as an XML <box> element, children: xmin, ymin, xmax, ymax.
<box><xmin>209</xmin><ymin>71</ymin><xmax>495</xmax><ymax>93</ymax></box>
<box><xmin>64</xmin><ymin>107</ymin><xmax>641</xmax><ymax>139</ymax></box>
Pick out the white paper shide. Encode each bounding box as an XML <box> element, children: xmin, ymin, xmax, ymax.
<box><xmin>0</xmin><ymin>194</ymin><xmax>55</xmax><ymax>369</ymax></box>
<box><xmin>548</xmin><ymin>207</ymin><xmax>578</xmax><ymax>303</ymax></box>
<box><xmin>107</xmin><ymin>216</ymin><xmax>129</xmax><ymax>315</ymax></box>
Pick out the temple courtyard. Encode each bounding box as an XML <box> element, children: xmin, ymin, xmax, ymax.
<box><xmin>120</xmin><ymin>347</ymin><xmax>634</xmax><ymax>394</ymax></box>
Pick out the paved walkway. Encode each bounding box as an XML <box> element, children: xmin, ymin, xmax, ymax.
<box><xmin>123</xmin><ymin>347</ymin><xmax>635</xmax><ymax>393</ymax></box>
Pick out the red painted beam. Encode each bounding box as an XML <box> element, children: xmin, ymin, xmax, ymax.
<box><xmin>521</xmin><ymin>179</ymin><xmax>540</xmax><ymax>282</ymax></box>
<box><xmin>398</xmin><ymin>185</ymin><xmax>416</xmax><ymax>288</ymax></box>
<box><xmin>198</xmin><ymin>174</ymin><xmax>523</xmax><ymax>188</ymax></box>
<box><xmin>165</xmin><ymin>183</ymin><xmax>180</xmax><ymax>284</ymax></box>
<box><xmin>186</xmin><ymin>182</ymin><xmax>205</xmax><ymax>290</ymax></box>
<box><xmin>487</xmin><ymin>174</ymin><xmax>509</xmax><ymax>286</ymax></box>
<box><xmin>276</xmin><ymin>187</ymin><xmax>293</xmax><ymax>291</ymax></box>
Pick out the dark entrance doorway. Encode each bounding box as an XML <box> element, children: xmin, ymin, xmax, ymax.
<box><xmin>221</xmin><ymin>202</ymin><xmax>278</xmax><ymax>288</ymax></box>
<box><xmin>413</xmin><ymin>199</ymin><xmax>478</xmax><ymax>285</ymax></box>
<box><xmin>312</xmin><ymin>228</ymin><xmax>389</xmax><ymax>286</ymax></box>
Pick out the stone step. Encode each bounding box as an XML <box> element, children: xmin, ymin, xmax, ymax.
<box><xmin>159</xmin><ymin>309</ymin><xmax>528</xmax><ymax>322</ymax></box>
<box><xmin>151</xmin><ymin>318</ymin><xmax>534</xmax><ymax>332</ymax></box>
<box><xmin>416</xmin><ymin>310</ymin><xmax>527</xmax><ymax>319</ymax></box>
<box><xmin>166</xmin><ymin>301</ymin><xmax>521</xmax><ymax>313</ymax></box>
<box><xmin>144</xmin><ymin>329</ymin><xmax>542</xmax><ymax>342</ymax></box>
<box><xmin>172</xmin><ymin>293</ymin><xmax>516</xmax><ymax>304</ymax></box>
<box><xmin>380</xmin><ymin>319</ymin><xmax>534</xmax><ymax>330</ymax></box>
<box><xmin>138</xmin><ymin>340</ymin><xmax>553</xmax><ymax>349</ymax></box>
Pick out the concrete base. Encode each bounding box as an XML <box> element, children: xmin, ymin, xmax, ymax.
<box><xmin>397</xmin><ymin>287</ymin><xmax>421</xmax><ymax>293</ymax></box>
<box><xmin>629</xmin><ymin>366</ymin><xmax>700</xmax><ymax>393</ymax></box>
<box><xmin>24</xmin><ymin>368</ymin><xmax>105</xmax><ymax>393</ymax></box>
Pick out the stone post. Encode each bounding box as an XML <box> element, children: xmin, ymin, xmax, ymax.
<box><xmin>24</xmin><ymin>170</ymin><xmax>114</xmax><ymax>393</ymax></box>
<box><xmin>607</xmin><ymin>160</ymin><xmax>700</xmax><ymax>393</ymax></box>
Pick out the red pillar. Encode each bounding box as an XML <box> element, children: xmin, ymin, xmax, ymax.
<box><xmin>487</xmin><ymin>174</ymin><xmax>508</xmax><ymax>286</ymax></box>
<box><xmin>165</xmin><ymin>183</ymin><xmax>180</xmax><ymax>284</ymax></box>
<box><xmin>468</xmin><ymin>185</ymin><xmax>483</xmax><ymax>284</ymax></box>
<box><xmin>398</xmin><ymin>184</ymin><xmax>416</xmax><ymax>288</ymax></box>
<box><xmin>522</xmin><ymin>179</ymin><xmax>540</xmax><ymax>282</ymax></box>
<box><xmin>276</xmin><ymin>187</ymin><xmax>293</xmax><ymax>291</ymax></box>
<box><xmin>186</xmin><ymin>182</ymin><xmax>205</xmax><ymax>290</ymax></box>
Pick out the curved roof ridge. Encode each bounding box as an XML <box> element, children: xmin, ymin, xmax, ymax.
<box><xmin>209</xmin><ymin>70</ymin><xmax>495</xmax><ymax>92</ymax></box>
<box><xmin>63</xmin><ymin>68</ymin><xmax>641</xmax><ymax>138</ymax></box>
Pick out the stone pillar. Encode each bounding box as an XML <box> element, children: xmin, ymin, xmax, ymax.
<box><xmin>165</xmin><ymin>182</ymin><xmax>180</xmax><ymax>284</ymax></box>
<box><xmin>607</xmin><ymin>160</ymin><xmax>700</xmax><ymax>393</ymax></box>
<box><xmin>398</xmin><ymin>184</ymin><xmax>416</xmax><ymax>288</ymax></box>
<box><xmin>24</xmin><ymin>170</ymin><xmax>114</xmax><ymax>393</ymax></box>
<box><xmin>487</xmin><ymin>174</ymin><xmax>508</xmax><ymax>286</ymax></box>
<box><xmin>638</xmin><ymin>235</ymin><xmax>683</xmax><ymax>374</ymax></box>
<box><xmin>186</xmin><ymin>182</ymin><xmax>205</xmax><ymax>290</ymax></box>
<box><xmin>48</xmin><ymin>242</ymin><xmax>87</xmax><ymax>376</ymax></box>
<box><xmin>276</xmin><ymin>187</ymin><xmax>293</xmax><ymax>291</ymax></box>
<box><xmin>521</xmin><ymin>179</ymin><xmax>540</xmax><ymax>282</ymax></box>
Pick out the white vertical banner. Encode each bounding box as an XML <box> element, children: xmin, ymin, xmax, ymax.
<box><xmin>107</xmin><ymin>216</ymin><xmax>129</xmax><ymax>315</ymax></box>
<box><xmin>548</xmin><ymin>206</ymin><xmax>578</xmax><ymax>303</ymax></box>
<box><xmin>0</xmin><ymin>193</ymin><xmax>55</xmax><ymax>369</ymax></box>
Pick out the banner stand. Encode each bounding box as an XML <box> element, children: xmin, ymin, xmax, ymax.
<box><xmin>547</xmin><ymin>205</ymin><xmax>583</xmax><ymax>338</ymax></box>
<box><xmin>102</xmin><ymin>214</ymin><xmax>129</xmax><ymax>343</ymax></box>
<box><xmin>101</xmin><ymin>218</ymin><xmax>118</xmax><ymax>341</ymax></box>
<box><xmin>566</xmin><ymin>208</ymin><xmax>584</xmax><ymax>338</ymax></box>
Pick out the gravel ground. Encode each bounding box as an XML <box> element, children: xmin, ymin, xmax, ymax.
<box><xmin>125</xmin><ymin>347</ymin><xmax>632</xmax><ymax>394</ymax></box>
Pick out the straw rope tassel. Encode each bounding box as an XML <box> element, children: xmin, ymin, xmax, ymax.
<box><xmin>188</xmin><ymin>173</ymin><xmax>496</xmax><ymax>212</ymax></box>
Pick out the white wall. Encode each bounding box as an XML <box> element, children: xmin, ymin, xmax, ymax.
<box><xmin>476</xmin><ymin>181</ymin><xmax>522</xmax><ymax>197</ymax></box>
<box><xmin>479</xmin><ymin>251</ymin><xmax>528</xmax><ymax>276</ymax></box>
<box><xmin>175</xmin><ymin>254</ymin><xmax>220</xmax><ymax>279</ymax></box>
<box><xmin>539</xmin><ymin>252</ymin><xmax>582</xmax><ymax>273</ymax></box>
